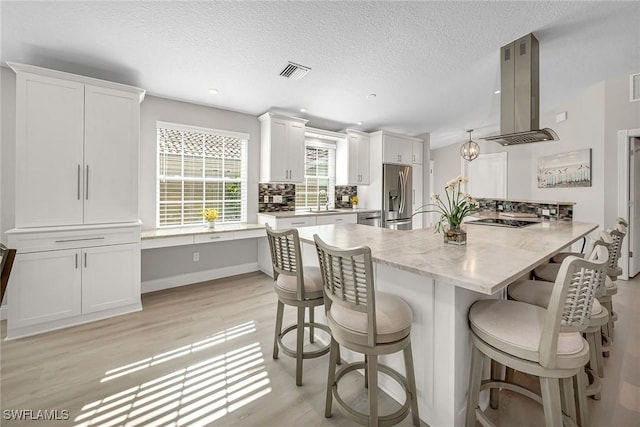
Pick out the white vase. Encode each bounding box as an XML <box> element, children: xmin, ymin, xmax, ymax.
<box><xmin>208</xmin><ymin>221</ymin><xmax>215</xmax><ymax>229</ymax></box>
<box><xmin>352</xmin><ymin>205</ymin><xmax>357</xmax><ymax>210</ymax></box>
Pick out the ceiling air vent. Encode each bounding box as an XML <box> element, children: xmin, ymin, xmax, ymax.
<box><xmin>279</xmin><ymin>62</ymin><xmax>311</xmax><ymax>80</ymax></box>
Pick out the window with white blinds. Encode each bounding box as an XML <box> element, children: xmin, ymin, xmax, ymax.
<box><xmin>157</xmin><ymin>122</ymin><xmax>248</xmax><ymax>227</ymax></box>
<box><xmin>295</xmin><ymin>141</ymin><xmax>336</xmax><ymax>210</ymax></box>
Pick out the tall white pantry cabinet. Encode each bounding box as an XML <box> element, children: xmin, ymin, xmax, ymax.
<box><xmin>5</xmin><ymin>63</ymin><xmax>145</xmax><ymax>339</ymax></box>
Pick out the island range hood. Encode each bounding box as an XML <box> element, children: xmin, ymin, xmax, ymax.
<box><xmin>483</xmin><ymin>33</ymin><xmax>558</xmax><ymax>146</ymax></box>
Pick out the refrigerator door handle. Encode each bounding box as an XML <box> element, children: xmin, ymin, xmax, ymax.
<box><xmin>399</xmin><ymin>171</ymin><xmax>405</xmax><ymax>213</ymax></box>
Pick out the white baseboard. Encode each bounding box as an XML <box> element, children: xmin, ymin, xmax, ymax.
<box><xmin>141</xmin><ymin>262</ymin><xmax>260</xmax><ymax>294</ymax></box>
<box><xmin>0</xmin><ymin>305</ymin><xmax>7</xmax><ymax>321</ymax></box>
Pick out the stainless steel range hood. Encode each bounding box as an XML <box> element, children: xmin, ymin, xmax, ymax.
<box><xmin>483</xmin><ymin>33</ymin><xmax>558</xmax><ymax>146</ymax></box>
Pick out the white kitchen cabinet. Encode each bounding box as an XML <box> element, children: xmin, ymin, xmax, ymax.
<box><xmin>81</xmin><ymin>243</ymin><xmax>140</xmax><ymax>314</ymax></box>
<box><xmin>316</xmin><ymin>213</ymin><xmax>357</xmax><ymax>225</ymax></box>
<box><xmin>6</xmin><ymin>224</ymin><xmax>142</xmax><ymax>339</ymax></box>
<box><xmin>10</xmin><ymin>63</ymin><xmax>144</xmax><ymax>228</ymax></box>
<box><xmin>257</xmin><ymin>214</ymin><xmax>316</xmax><ymax>229</ymax></box>
<box><xmin>412</xmin><ymin>140</ymin><xmax>423</xmax><ymax>164</ymax></box>
<box><xmin>8</xmin><ymin>249</ymin><xmax>82</xmax><ymax>329</ymax></box>
<box><xmin>382</xmin><ymin>133</ymin><xmax>413</xmax><ymax>165</ymax></box>
<box><xmin>412</xmin><ymin>163</ymin><xmax>424</xmax><ymax>229</ymax></box>
<box><xmin>259</xmin><ymin>112</ymin><xmax>308</xmax><ymax>183</ymax></box>
<box><xmin>337</xmin><ymin>130</ymin><xmax>370</xmax><ymax>185</ymax></box>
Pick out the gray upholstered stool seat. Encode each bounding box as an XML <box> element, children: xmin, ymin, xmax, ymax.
<box><xmin>508</xmin><ymin>277</ymin><xmax>610</xmax><ymax>398</ymax></box>
<box><xmin>466</xmin><ymin>251</ymin><xmax>609</xmax><ymax>427</ymax></box>
<box><xmin>315</xmin><ymin>235</ymin><xmax>419</xmax><ymax>427</ymax></box>
<box><xmin>470</xmin><ymin>300</ymin><xmax>586</xmax><ymax>368</ymax></box>
<box><xmin>551</xmin><ymin>251</ymin><xmax>584</xmax><ymax>263</ymax></box>
<box><xmin>533</xmin><ymin>262</ymin><xmax>561</xmax><ymax>282</ymax></box>
<box><xmin>266</xmin><ymin>225</ymin><xmax>331</xmax><ymax>387</ymax></box>
<box><xmin>275</xmin><ymin>266</ymin><xmax>324</xmax><ymax>297</ymax></box>
<box><xmin>330</xmin><ymin>291</ymin><xmax>412</xmax><ymax>345</ymax></box>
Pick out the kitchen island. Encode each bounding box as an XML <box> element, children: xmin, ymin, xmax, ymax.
<box><xmin>295</xmin><ymin>221</ymin><xmax>597</xmax><ymax>427</ymax></box>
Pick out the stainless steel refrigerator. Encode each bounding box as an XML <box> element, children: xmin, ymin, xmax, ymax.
<box><xmin>382</xmin><ymin>164</ymin><xmax>412</xmax><ymax>230</ymax></box>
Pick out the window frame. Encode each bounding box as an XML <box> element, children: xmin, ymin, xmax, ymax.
<box><xmin>156</xmin><ymin>121</ymin><xmax>249</xmax><ymax>228</ymax></box>
<box><xmin>295</xmin><ymin>138</ymin><xmax>336</xmax><ymax>211</ymax></box>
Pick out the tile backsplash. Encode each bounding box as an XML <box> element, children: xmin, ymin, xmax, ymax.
<box><xmin>335</xmin><ymin>185</ymin><xmax>358</xmax><ymax>208</ymax></box>
<box><xmin>258</xmin><ymin>184</ymin><xmax>296</xmax><ymax>212</ymax></box>
<box><xmin>258</xmin><ymin>184</ymin><xmax>358</xmax><ymax>212</ymax></box>
<box><xmin>476</xmin><ymin>198</ymin><xmax>573</xmax><ymax>221</ymax></box>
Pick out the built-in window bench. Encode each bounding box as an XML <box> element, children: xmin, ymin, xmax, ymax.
<box><xmin>140</xmin><ymin>224</ymin><xmax>266</xmax><ymax>293</ymax></box>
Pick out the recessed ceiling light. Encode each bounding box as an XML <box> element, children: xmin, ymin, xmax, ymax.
<box><xmin>494</xmin><ymin>90</ymin><xmax>501</xmax><ymax>95</ymax></box>
<box><xmin>366</xmin><ymin>93</ymin><xmax>377</xmax><ymax>100</ymax></box>
<box><xmin>300</xmin><ymin>108</ymin><xmax>307</xmax><ymax>113</ymax></box>
<box><xmin>208</xmin><ymin>88</ymin><xmax>219</xmax><ymax>95</ymax></box>
<box><xmin>356</xmin><ymin>122</ymin><xmax>363</xmax><ymax>126</ymax></box>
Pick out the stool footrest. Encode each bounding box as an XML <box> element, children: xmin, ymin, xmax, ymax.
<box><xmin>585</xmin><ymin>368</ymin><xmax>602</xmax><ymax>399</ymax></box>
<box><xmin>277</xmin><ymin>322</ymin><xmax>331</xmax><ymax>360</ymax></box>
<box><xmin>331</xmin><ymin>361</ymin><xmax>412</xmax><ymax>427</ymax></box>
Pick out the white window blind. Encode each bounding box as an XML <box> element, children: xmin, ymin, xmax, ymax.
<box><xmin>295</xmin><ymin>140</ymin><xmax>336</xmax><ymax>210</ymax></box>
<box><xmin>157</xmin><ymin>122</ymin><xmax>248</xmax><ymax>227</ymax></box>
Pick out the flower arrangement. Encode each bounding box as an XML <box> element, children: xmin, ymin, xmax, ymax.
<box><xmin>203</xmin><ymin>208</ymin><xmax>219</xmax><ymax>222</ymax></box>
<box><xmin>350</xmin><ymin>195</ymin><xmax>358</xmax><ymax>206</ymax></box>
<box><xmin>413</xmin><ymin>176</ymin><xmax>479</xmax><ymax>233</ymax></box>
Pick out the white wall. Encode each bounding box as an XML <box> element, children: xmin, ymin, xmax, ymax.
<box><xmin>139</xmin><ymin>95</ymin><xmax>260</xmax><ymax>229</ymax></box>
<box><xmin>431</xmin><ymin>73</ymin><xmax>640</xmax><ymax>230</ymax></box>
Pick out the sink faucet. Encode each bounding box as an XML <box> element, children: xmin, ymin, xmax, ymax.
<box><xmin>318</xmin><ymin>189</ymin><xmax>328</xmax><ymax>211</ymax></box>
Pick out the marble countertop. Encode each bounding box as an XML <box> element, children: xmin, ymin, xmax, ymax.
<box><xmin>296</xmin><ymin>221</ymin><xmax>596</xmax><ymax>295</ymax></box>
<box><xmin>141</xmin><ymin>223</ymin><xmax>264</xmax><ymax>240</ymax></box>
<box><xmin>257</xmin><ymin>208</ymin><xmax>380</xmax><ymax>218</ymax></box>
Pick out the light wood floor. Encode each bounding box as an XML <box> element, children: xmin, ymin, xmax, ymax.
<box><xmin>1</xmin><ymin>272</ymin><xmax>638</xmax><ymax>426</ymax></box>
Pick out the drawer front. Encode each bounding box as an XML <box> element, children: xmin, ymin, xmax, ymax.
<box><xmin>276</xmin><ymin>217</ymin><xmax>317</xmax><ymax>228</ymax></box>
<box><xmin>10</xmin><ymin>227</ymin><xmax>140</xmax><ymax>253</ymax></box>
<box><xmin>193</xmin><ymin>232</ymin><xmax>235</xmax><ymax>244</ymax></box>
<box><xmin>316</xmin><ymin>214</ymin><xmax>357</xmax><ymax>225</ymax></box>
<box><xmin>234</xmin><ymin>229</ymin><xmax>266</xmax><ymax>240</ymax></box>
<box><xmin>141</xmin><ymin>235</ymin><xmax>194</xmax><ymax>250</ymax></box>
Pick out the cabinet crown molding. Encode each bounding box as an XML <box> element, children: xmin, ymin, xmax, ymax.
<box><xmin>369</xmin><ymin>130</ymin><xmax>423</xmax><ymax>142</ymax></box>
<box><xmin>7</xmin><ymin>62</ymin><xmax>145</xmax><ymax>102</ymax></box>
<box><xmin>258</xmin><ymin>111</ymin><xmax>308</xmax><ymax>124</ymax></box>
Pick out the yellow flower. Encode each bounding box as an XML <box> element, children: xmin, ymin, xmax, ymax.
<box><xmin>350</xmin><ymin>195</ymin><xmax>358</xmax><ymax>205</ymax></box>
<box><xmin>203</xmin><ymin>208</ymin><xmax>219</xmax><ymax>222</ymax></box>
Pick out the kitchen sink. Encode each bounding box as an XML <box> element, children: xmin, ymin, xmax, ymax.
<box><xmin>309</xmin><ymin>209</ymin><xmax>341</xmax><ymax>214</ymax></box>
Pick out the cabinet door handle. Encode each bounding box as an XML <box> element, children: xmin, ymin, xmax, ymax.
<box><xmin>210</xmin><ymin>236</ymin><xmax>221</xmax><ymax>240</ymax></box>
<box><xmin>335</xmin><ymin>219</ymin><xmax>343</xmax><ymax>222</ymax></box>
<box><xmin>413</xmin><ymin>189</ymin><xmax>415</xmax><ymax>203</ymax></box>
<box><xmin>75</xmin><ymin>253</ymin><xmax>78</xmax><ymax>269</ymax></box>
<box><xmin>291</xmin><ymin>221</ymin><xmax>306</xmax><ymax>225</ymax></box>
<box><xmin>85</xmin><ymin>165</ymin><xmax>89</xmax><ymax>200</ymax></box>
<box><xmin>84</xmin><ymin>252</ymin><xmax>87</xmax><ymax>268</ymax></box>
<box><xmin>77</xmin><ymin>165</ymin><xmax>81</xmax><ymax>200</ymax></box>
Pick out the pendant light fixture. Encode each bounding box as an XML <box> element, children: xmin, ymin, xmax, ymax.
<box><xmin>460</xmin><ymin>129</ymin><xmax>480</xmax><ymax>161</ymax></box>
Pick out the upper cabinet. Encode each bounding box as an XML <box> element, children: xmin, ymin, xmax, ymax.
<box><xmin>259</xmin><ymin>112</ymin><xmax>308</xmax><ymax>183</ymax></box>
<box><xmin>336</xmin><ymin>129</ymin><xmax>370</xmax><ymax>185</ymax></box>
<box><xmin>380</xmin><ymin>133</ymin><xmax>414</xmax><ymax>165</ymax></box>
<box><xmin>10</xmin><ymin>63</ymin><xmax>145</xmax><ymax>228</ymax></box>
<box><xmin>412</xmin><ymin>140</ymin><xmax>423</xmax><ymax>164</ymax></box>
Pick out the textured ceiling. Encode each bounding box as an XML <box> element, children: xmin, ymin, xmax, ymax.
<box><xmin>2</xmin><ymin>1</ymin><xmax>639</xmax><ymax>148</ymax></box>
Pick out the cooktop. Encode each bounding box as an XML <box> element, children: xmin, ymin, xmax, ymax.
<box><xmin>466</xmin><ymin>218</ymin><xmax>538</xmax><ymax>228</ymax></box>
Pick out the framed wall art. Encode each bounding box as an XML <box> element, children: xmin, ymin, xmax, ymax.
<box><xmin>537</xmin><ymin>149</ymin><xmax>591</xmax><ymax>188</ymax></box>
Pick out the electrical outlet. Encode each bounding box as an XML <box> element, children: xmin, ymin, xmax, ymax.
<box><xmin>263</xmin><ymin>195</ymin><xmax>269</xmax><ymax>203</ymax></box>
<box><xmin>342</xmin><ymin>195</ymin><xmax>350</xmax><ymax>202</ymax></box>
<box><xmin>542</xmin><ymin>209</ymin><xmax>550</xmax><ymax>216</ymax></box>
<box><xmin>273</xmin><ymin>195</ymin><xmax>283</xmax><ymax>203</ymax></box>
<box><xmin>193</xmin><ymin>252</ymin><xmax>200</xmax><ymax>262</ymax></box>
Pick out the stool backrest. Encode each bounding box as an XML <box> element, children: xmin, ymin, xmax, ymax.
<box><xmin>265</xmin><ymin>224</ymin><xmax>306</xmax><ymax>300</ymax></box>
<box><xmin>616</xmin><ymin>217</ymin><xmax>628</xmax><ymax>228</ymax></box>
<box><xmin>601</xmin><ymin>227</ymin><xmax>626</xmax><ymax>277</ymax></box>
<box><xmin>540</xmin><ymin>248</ymin><xmax>608</xmax><ymax>368</ymax></box>
<box><xmin>314</xmin><ymin>234</ymin><xmax>377</xmax><ymax>347</ymax></box>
